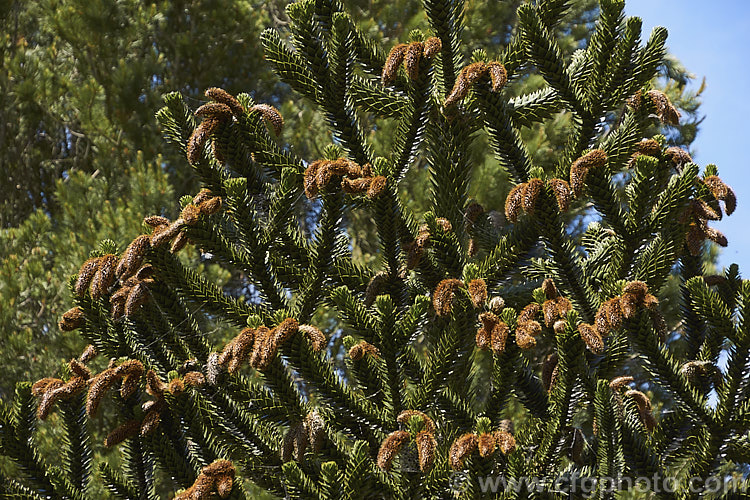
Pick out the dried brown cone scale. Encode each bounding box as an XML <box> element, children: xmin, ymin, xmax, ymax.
<box><xmin>377</xmin><ymin>430</ymin><xmax>411</xmax><ymax>470</ymax></box>
<box><xmin>449</xmin><ymin>433</ymin><xmax>478</xmax><ymax>470</ymax></box>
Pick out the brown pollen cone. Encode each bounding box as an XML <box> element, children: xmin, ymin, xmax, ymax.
<box><xmin>578</xmin><ymin>323</ymin><xmax>605</xmax><ymax>354</ymax></box>
<box><xmin>422</xmin><ymin>37</ymin><xmax>442</xmax><ymax>58</ymax></box>
<box><xmin>251</xmin><ymin>104</ymin><xmax>284</xmax><ymax>136</ymax></box>
<box><xmin>468</xmin><ymin>278</ymin><xmax>487</xmax><ymax>308</ymax></box>
<box><xmin>404</xmin><ymin>41</ymin><xmax>423</xmax><ymax>80</ymax></box>
<box><xmin>449</xmin><ymin>433</ymin><xmax>478</xmax><ymax>470</ymax></box>
<box><xmin>432</xmin><ymin>278</ymin><xmax>464</xmax><ymax>316</ymax></box>
<box><xmin>59</xmin><ymin>307</ymin><xmax>85</xmax><ymax>331</ymax></box>
<box><xmin>205</xmin><ymin>87</ymin><xmax>244</xmax><ymax>117</ymax></box>
<box><xmin>416</xmin><ymin>430</ymin><xmax>437</xmax><ymax>472</ymax></box>
<box><xmin>505</xmin><ymin>183</ymin><xmax>525</xmax><ymax>222</ymax></box>
<box><xmin>477</xmin><ymin>433</ymin><xmax>496</xmax><ymax>458</ymax></box>
<box><xmin>349</xmin><ymin>341</ymin><xmax>380</xmax><ymax>361</ymax></box>
<box><xmin>703</xmin><ymin>175</ymin><xmax>737</xmax><ymax>215</ymax></box>
<box><xmin>75</xmin><ymin>257</ymin><xmax>101</xmax><ymax>297</ymax></box>
<box><xmin>377</xmin><ymin>430</ymin><xmax>411</xmax><ymax>470</ymax></box>
<box><xmin>382</xmin><ymin>44</ymin><xmax>408</xmax><ymax>85</ymax></box>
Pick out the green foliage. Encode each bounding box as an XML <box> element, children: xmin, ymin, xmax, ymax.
<box><xmin>3</xmin><ymin>0</ymin><xmax>746</xmax><ymax>499</ymax></box>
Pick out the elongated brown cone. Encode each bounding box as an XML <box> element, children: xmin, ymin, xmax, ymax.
<box><xmin>183</xmin><ymin>371</ymin><xmax>206</xmax><ymax>387</ymax></box>
<box><xmin>547</xmin><ymin>178</ymin><xmax>571</xmax><ymax>213</ymax></box>
<box><xmin>205</xmin><ymin>88</ymin><xmax>244</xmax><ymax>117</ymax></box>
<box><xmin>195</xmin><ymin>102</ymin><xmax>232</xmax><ymax>119</ymax></box>
<box><xmin>298</xmin><ymin>324</ymin><xmax>326</xmax><ymax>352</ymax></box>
<box><xmin>144</xmin><ymin>215</ymin><xmax>170</xmax><ymax>228</ymax></box>
<box><xmin>491</xmin><ymin>321</ymin><xmax>510</xmax><ymax>354</ymax></box>
<box><xmin>304</xmin><ymin>161</ymin><xmax>322</xmax><ymax>199</ymax></box>
<box><xmin>622</xmin><ymin>280</ymin><xmax>648</xmax><ymax>299</ymax></box>
<box><xmin>32</xmin><ymin>378</ymin><xmax>64</xmax><ymax>397</ymax></box>
<box><xmin>595</xmin><ymin>297</ymin><xmax>624</xmax><ymax>336</ymax></box>
<box><xmin>518</xmin><ymin>303</ymin><xmax>541</xmax><ymax>323</ymax></box>
<box><xmin>404</xmin><ymin>41</ymin><xmax>423</xmax><ymax>80</ymax></box>
<box><xmin>445</xmin><ymin>62</ymin><xmax>487</xmax><ymax>106</ymax></box>
<box><xmin>69</xmin><ymin>359</ymin><xmax>91</xmax><ymax>380</ymax></box>
<box><xmin>494</xmin><ymin>430</ymin><xmax>516</xmax><ymax>455</ymax></box>
<box><xmin>187</xmin><ymin>117</ymin><xmax>221</xmax><ymax>164</ymax></box>
<box><xmin>703</xmin><ymin>175</ymin><xmax>737</xmax><ymax>215</ymax></box>
<box><xmin>37</xmin><ymin>377</ymin><xmax>86</xmax><ymax>419</ymax></box>
<box><xmin>504</xmin><ymin>183</ymin><xmax>524</xmax><ymax>222</ymax></box>
<box><xmin>542</xmin><ymin>353</ymin><xmax>559</xmax><ymax>392</ymax></box>
<box><xmin>140</xmin><ymin>404</ymin><xmax>163</xmax><ymax>436</ymax></box>
<box><xmin>90</xmin><ymin>254</ymin><xmax>117</xmax><ymax>300</ymax></box>
<box><xmin>146</xmin><ymin>370</ymin><xmax>168</xmax><ymax>397</ymax></box>
<box><xmin>251</xmin><ymin>104</ymin><xmax>284</xmax><ymax>136</ymax></box>
<box><xmin>377</xmin><ymin>430</ymin><xmax>411</xmax><ymax>470</ymax></box>
<box><xmin>367</xmin><ymin>176</ymin><xmax>388</xmax><ymax>198</ymax></box>
<box><xmin>341</xmin><ymin>177</ymin><xmax>371</xmax><ymax>194</ymax></box>
<box><xmin>86</xmin><ymin>368</ymin><xmax>119</xmax><ymax>416</ymax></box>
<box><xmin>570</xmin><ymin>149</ymin><xmax>607</xmax><ymax>197</ymax></box>
<box><xmin>349</xmin><ymin>340</ymin><xmax>380</xmax><ymax>360</ymax></box>
<box><xmin>578</xmin><ymin>323</ymin><xmax>605</xmax><ymax>354</ymax></box>
<box><xmin>422</xmin><ymin>36</ymin><xmax>442</xmax><ymax>58</ymax></box>
<box><xmin>59</xmin><ymin>307</ymin><xmax>85</xmax><ymax>331</ymax></box>
<box><xmin>168</xmin><ymin>378</ymin><xmax>185</xmax><ymax>396</ymax></box>
<box><xmin>449</xmin><ymin>433</ymin><xmax>478</xmax><ymax>470</ymax></box>
<box><xmin>625</xmin><ymin>390</ymin><xmax>656</xmax><ymax>431</ymax></box>
<box><xmin>104</xmin><ymin>419</ymin><xmax>140</xmax><ymax>447</ymax></box>
<box><xmin>609</xmin><ymin>376</ymin><xmax>634</xmax><ymax>391</ymax></box>
<box><xmin>198</xmin><ymin>196</ymin><xmax>222</xmax><ymax>216</ymax></box>
<box><xmin>521</xmin><ymin>178</ymin><xmax>544</xmax><ymax>215</ymax></box>
<box><xmin>704</xmin><ymin>226</ymin><xmax>728</xmax><ymax>247</ymax></box>
<box><xmin>468</xmin><ymin>278</ymin><xmax>487</xmax><ymax>308</ymax></box>
<box><xmin>477</xmin><ymin>433</ymin><xmax>496</xmax><ymax>458</ymax></box>
<box><xmin>487</xmin><ymin>62</ymin><xmax>508</xmax><ymax>91</ymax></box>
<box><xmin>397</xmin><ymin>410</ymin><xmax>436</xmax><ymax>434</ymax></box>
<box><xmin>124</xmin><ymin>282</ymin><xmax>150</xmax><ymax>316</ymax></box>
<box><xmin>690</xmin><ymin>199</ymin><xmax>721</xmax><ymax>221</ymax></box>
<box><xmin>416</xmin><ymin>430</ymin><xmax>437</xmax><ymax>472</ymax></box>
<box><xmin>664</xmin><ymin>146</ymin><xmax>692</xmax><ymax>167</ymax></box>
<box><xmin>75</xmin><ymin>257</ymin><xmax>101</xmax><ymax>296</ymax></box>
<box><xmin>433</xmin><ymin>278</ymin><xmax>464</xmax><ymax>316</ymax></box>
<box><xmin>170</xmin><ymin>231</ymin><xmax>189</xmax><ymax>253</ymax></box>
<box><xmin>516</xmin><ymin>321</ymin><xmax>540</xmax><ymax>349</ymax></box>
<box><xmin>477</xmin><ymin>311</ymin><xmax>498</xmax><ymax>350</ymax></box>
<box><xmin>646</xmin><ymin>89</ymin><xmax>681</xmax><ymax>125</ymax></box>
<box><xmin>79</xmin><ymin>345</ymin><xmax>97</xmax><ymax>364</ymax></box>
<box><xmin>150</xmin><ymin>220</ymin><xmax>182</xmax><ymax>248</ymax></box>
<box><xmin>116</xmin><ymin>235</ymin><xmax>151</xmax><ymax>280</ymax></box>
<box><xmin>382</xmin><ymin>44</ymin><xmax>408</xmax><ymax>84</ymax></box>
<box><xmin>635</xmin><ymin>138</ymin><xmax>662</xmax><ymax>158</ymax></box>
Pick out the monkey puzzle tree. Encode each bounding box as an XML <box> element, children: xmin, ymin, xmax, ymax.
<box><xmin>2</xmin><ymin>0</ymin><xmax>747</xmax><ymax>498</ymax></box>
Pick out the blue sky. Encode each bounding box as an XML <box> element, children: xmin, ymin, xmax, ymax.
<box><xmin>624</xmin><ymin>0</ymin><xmax>750</xmax><ymax>273</ymax></box>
